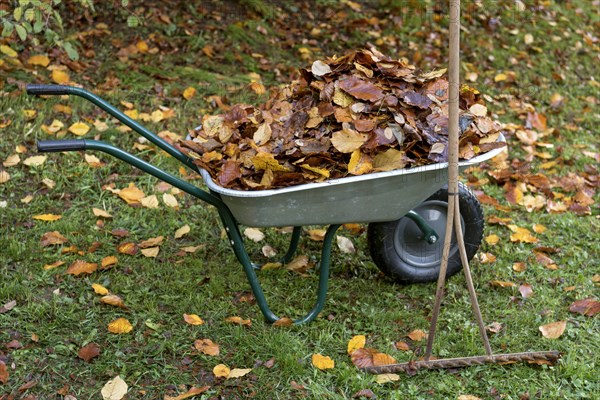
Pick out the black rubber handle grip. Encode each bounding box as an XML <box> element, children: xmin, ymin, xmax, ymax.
<box><xmin>26</xmin><ymin>84</ymin><xmax>73</xmax><ymax>96</ymax></box>
<box><xmin>38</xmin><ymin>140</ymin><xmax>87</xmax><ymax>153</ymax></box>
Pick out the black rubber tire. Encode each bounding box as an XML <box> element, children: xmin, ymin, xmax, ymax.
<box><xmin>367</xmin><ymin>182</ymin><xmax>484</xmax><ymax>283</ymax></box>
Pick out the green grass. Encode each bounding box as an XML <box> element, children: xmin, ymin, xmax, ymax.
<box><xmin>1</xmin><ymin>1</ymin><xmax>599</xmax><ymax>399</ymax></box>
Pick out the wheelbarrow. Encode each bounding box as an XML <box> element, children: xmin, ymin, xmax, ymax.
<box><xmin>26</xmin><ymin>84</ymin><xmax>506</xmax><ymax>325</ymax></box>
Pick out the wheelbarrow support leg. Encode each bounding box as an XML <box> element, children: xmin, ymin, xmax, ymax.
<box><xmin>219</xmin><ymin>210</ymin><xmax>340</xmax><ymax>324</ymax></box>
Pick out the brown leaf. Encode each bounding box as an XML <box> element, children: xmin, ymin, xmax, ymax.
<box><xmin>285</xmin><ymin>255</ymin><xmax>310</xmax><ymax>274</ymax></box>
<box><xmin>101</xmin><ymin>256</ymin><xmax>118</xmax><ymax>269</ymax></box>
<box><xmin>0</xmin><ymin>360</ymin><xmax>8</xmax><ymax>384</ymax></box>
<box><xmin>338</xmin><ymin>76</ymin><xmax>385</xmax><ymax>102</ymax></box>
<box><xmin>194</xmin><ymin>339</ymin><xmax>220</xmax><ymax>356</ymax></box>
<box><xmin>117</xmin><ymin>242</ymin><xmax>138</xmax><ymax>255</ymax></box>
<box><xmin>407</xmin><ymin>329</ymin><xmax>428</xmax><ymax>341</ymax></box>
<box><xmin>351</xmin><ymin>348</ymin><xmax>396</xmax><ymax>369</ymax></box>
<box><xmin>539</xmin><ymin>321</ymin><xmax>566</xmax><ymax>339</ymax></box>
<box><xmin>225</xmin><ymin>316</ymin><xmax>252</xmax><ymax>327</ymax></box>
<box><xmin>519</xmin><ymin>284</ymin><xmax>534</xmax><ymax>298</ymax></box>
<box><xmin>490</xmin><ymin>280</ymin><xmax>516</xmax><ymax>288</ymax></box>
<box><xmin>139</xmin><ymin>236</ymin><xmax>164</xmax><ymax>248</ymax></box>
<box><xmin>0</xmin><ymin>300</ymin><xmax>17</xmax><ymax>314</ymax></box>
<box><xmin>568</xmin><ymin>298</ymin><xmax>600</xmax><ymax>317</ymax></box>
<box><xmin>66</xmin><ymin>260</ymin><xmax>98</xmax><ymax>276</ymax></box>
<box><xmin>40</xmin><ymin>231</ymin><xmax>68</xmax><ymax>246</ymax></box>
<box><xmin>164</xmin><ymin>386</ymin><xmax>211</xmax><ymax>400</ymax></box>
<box><xmin>100</xmin><ymin>295</ymin><xmax>128</xmax><ymax>309</ymax></box>
<box><xmin>78</xmin><ymin>343</ymin><xmax>100</xmax><ymax>362</ymax></box>
<box><xmin>183</xmin><ymin>314</ymin><xmax>204</xmax><ymax>325</ymax></box>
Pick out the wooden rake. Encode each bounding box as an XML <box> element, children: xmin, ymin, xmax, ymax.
<box><xmin>363</xmin><ymin>0</ymin><xmax>560</xmax><ymax>374</ymax></box>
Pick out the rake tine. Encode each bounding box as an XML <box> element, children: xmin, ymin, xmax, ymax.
<box><xmin>362</xmin><ymin>351</ymin><xmax>562</xmax><ymax>375</ymax></box>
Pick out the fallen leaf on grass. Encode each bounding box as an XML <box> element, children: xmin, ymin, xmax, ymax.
<box><xmin>107</xmin><ymin>318</ymin><xmax>133</xmax><ymax>334</ymax></box>
<box><xmin>174</xmin><ymin>224</ymin><xmax>190</xmax><ymax>239</ymax></box>
<box><xmin>375</xmin><ymin>373</ymin><xmax>400</xmax><ymax>384</ymax></box>
<box><xmin>140</xmin><ymin>247</ymin><xmax>160</xmax><ymax>258</ymax></box>
<box><xmin>183</xmin><ymin>314</ymin><xmax>204</xmax><ymax>326</ymax></box>
<box><xmin>0</xmin><ymin>170</ymin><xmax>9</xmax><ymax>184</ymax></box>
<box><xmin>3</xmin><ymin>154</ymin><xmax>20</xmax><ymax>167</ymax></box>
<box><xmin>285</xmin><ymin>255</ymin><xmax>310</xmax><ymax>274</ymax></box>
<box><xmin>0</xmin><ymin>300</ymin><xmax>16</xmax><ymax>314</ymax></box>
<box><xmin>43</xmin><ymin>261</ymin><xmax>65</xmax><ymax>270</ymax></box>
<box><xmin>27</xmin><ymin>54</ymin><xmax>50</xmax><ymax>67</ymax></box>
<box><xmin>67</xmin><ymin>260</ymin><xmax>97</xmax><ymax>276</ymax></box>
<box><xmin>141</xmin><ymin>194</ymin><xmax>159</xmax><ymax>209</ymax></box>
<box><xmin>78</xmin><ymin>343</ymin><xmax>100</xmax><ymax>362</ymax></box>
<box><xmin>23</xmin><ymin>155</ymin><xmax>47</xmax><ymax>167</ymax></box>
<box><xmin>307</xmin><ymin>229</ymin><xmax>326</xmax><ymax>241</ymax></box>
<box><xmin>512</xmin><ymin>262</ymin><xmax>527</xmax><ymax>272</ymax></box>
<box><xmin>92</xmin><ymin>208</ymin><xmax>112</xmax><ymax>218</ymax></box>
<box><xmin>273</xmin><ymin>317</ymin><xmax>294</xmax><ymax>327</ymax></box>
<box><xmin>101</xmin><ymin>256</ymin><xmax>118</xmax><ymax>269</ymax></box>
<box><xmin>348</xmin><ymin>335</ymin><xmax>366</xmax><ymax>354</ymax></box>
<box><xmin>100</xmin><ymin>295</ymin><xmax>128</xmax><ymax>309</ymax></box>
<box><xmin>407</xmin><ymin>329</ymin><xmax>428</xmax><ymax>341</ymax></box>
<box><xmin>91</xmin><ymin>284</ymin><xmax>109</xmax><ymax>295</ymax></box>
<box><xmin>40</xmin><ymin>231</ymin><xmax>68</xmax><ymax>246</ymax></box>
<box><xmin>194</xmin><ymin>339</ymin><xmax>219</xmax><ymax>356</ymax></box>
<box><xmin>490</xmin><ymin>280</ymin><xmax>516</xmax><ymax>288</ymax></box>
<box><xmin>117</xmin><ymin>242</ymin><xmax>138</xmax><ymax>255</ymax></box>
<box><xmin>351</xmin><ymin>348</ymin><xmax>396</xmax><ymax>368</ymax></box>
<box><xmin>225</xmin><ymin>316</ymin><xmax>252</xmax><ymax>327</ymax></box>
<box><xmin>312</xmin><ymin>353</ymin><xmax>335</xmax><ymax>370</ymax></box>
<box><xmin>539</xmin><ymin>321</ymin><xmax>566</xmax><ymax>339</ymax></box>
<box><xmin>519</xmin><ymin>284</ymin><xmax>534</xmax><ymax>298</ymax></box>
<box><xmin>33</xmin><ymin>214</ymin><xmax>62</xmax><ymax>221</ymax></box>
<box><xmin>182</xmin><ymin>86</ymin><xmax>197</xmax><ymax>100</ymax></box>
<box><xmin>458</xmin><ymin>396</ymin><xmax>482</xmax><ymax>400</ymax></box>
<box><xmin>394</xmin><ymin>341</ymin><xmax>410</xmax><ymax>351</ymax></box>
<box><xmin>336</xmin><ymin>235</ymin><xmax>356</xmax><ymax>253</ymax></box>
<box><xmin>101</xmin><ymin>376</ymin><xmax>127</xmax><ymax>400</ymax></box>
<box><xmin>68</xmin><ymin>122</ymin><xmax>90</xmax><ymax>136</ymax></box>
<box><xmin>118</xmin><ymin>183</ymin><xmax>145</xmax><ymax>205</ymax></box>
<box><xmin>568</xmin><ymin>299</ymin><xmax>600</xmax><ymax>317</ymax></box>
<box><xmin>508</xmin><ymin>225</ymin><xmax>538</xmax><ymax>243</ymax></box>
<box><xmin>228</xmin><ymin>368</ymin><xmax>252</xmax><ymax>379</ymax></box>
<box><xmin>51</xmin><ymin>69</ymin><xmax>70</xmax><ymax>85</ymax></box>
<box><xmin>164</xmin><ymin>386</ymin><xmax>210</xmax><ymax>400</ymax></box>
<box><xmin>0</xmin><ymin>360</ymin><xmax>8</xmax><ymax>384</ymax></box>
<box><xmin>244</xmin><ymin>227</ymin><xmax>265</xmax><ymax>242</ymax></box>
<box><xmin>213</xmin><ymin>364</ymin><xmax>230</xmax><ymax>378</ymax></box>
<box><xmin>484</xmin><ymin>234</ymin><xmax>500</xmax><ymax>245</ymax></box>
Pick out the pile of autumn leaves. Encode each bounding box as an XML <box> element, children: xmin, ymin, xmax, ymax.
<box><xmin>180</xmin><ymin>48</ymin><xmax>504</xmax><ymax>190</ymax></box>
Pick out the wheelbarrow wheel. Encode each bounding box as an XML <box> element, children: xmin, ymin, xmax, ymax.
<box><xmin>367</xmin><ymin>182</ymin><xmax>484</xmax><ymax>283</ymax></box>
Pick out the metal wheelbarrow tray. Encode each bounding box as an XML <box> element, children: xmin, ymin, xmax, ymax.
<box><xmin>26</xmin><ymin>84</ymin><xmax>506</xmax><ymax>324</ymax></box>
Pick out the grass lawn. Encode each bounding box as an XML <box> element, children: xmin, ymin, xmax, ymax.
<box><xmin>0</xmin><ymin>0</ymin><xmax>598</xmax><ymax>399</ymax></box>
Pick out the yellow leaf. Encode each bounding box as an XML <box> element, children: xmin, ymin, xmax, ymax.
<box><xmin>66</xmin><ymin>260</ymin><xmax>98</xmax><ymax>276</ymax></box>
<box><xmin>123</xmin><ymin>109</ymin><xmax>138</xmax><ymax>120</ymax></box>
<box><xmin>407</xmin><ymin>329</ymin><xmax>428</xmax><ymax>341</ymax></box>
<box><xmin>117</xmin><ymin>242</ymin><xmax>138</xmax><ymax>255</ymax></box>
<box><xmin>228</xmin><ymin>368</ymin><xmax>252</xmax><ymax>379</ymax></box>
<box><xmin>43</xmin><ymin>260</ymin><xmax>65</xmax><ymax>270</ymax></box>
<box><xmin>136</xmin><ymin>40</ymin><xmax>149</xmax><ymax>53</ymax></box>
<box><xmin>300</xmin><ymin>164</ymin><xmax>330</xmax><ymax>178</ymax></box>
<box><xmin>22</xmin><ymin>109</ymin><xmax>37</xmax><ymax>119</ymax></box>
<box><xmin>92</xmin><ymin>208</ymin><xmax>112</xmax><ymax>218</ymax></box>
<box><xmin>494</xmin><ymin>73</ymin><xmax>507</xmax><ymax>82</ymax></box>
<box><xmin>225</xmin><ymin>316</ymin><xmax>252</xmax><ymax>327</ymax></box>
<box><xmin>85</xmin><ymin>154</ymin><xmax>104</xmax><ymax>167</ymax></box>
<box><xmin>33</xmin><ymin>214</ymin><xmax>62</xmax><ymax>221</ymax></box>
<box><xmin>51</xmin><ymin>69</ymin><xmax>70</xmax><ymax>84</ymax></box>
<box><xmin>490</xmin><ymin>280</ymin><xmax>516</xmax><ymax>288</ymax></box>
<box><xmin>332</xmin><ymin>86</ymin><xmax>354</xmax><ymax>107</ymax></box>
<box><xmin>273</xmin><ymin>317</ymin><xmax>293</xmax><ymax>327</ymax></box>
<box><xmin>348</xmin><ymin>150</ymin><xmax>372</xmax><ymax>175</ymax></box>
<box><xmin>183</xmin><ymin>313</ymin><xmax>204</xmax><ymax>326</ymax></box>
<box><xmin>347</xmin><ymin>335</ymin><xmax>366</xmax><ymax>354</ymax></box>
<box><xmin>54</xmin><ymin>104</ymin><xmax>73</xmax><ymax>115</ymax></box>
<box><xmin>139</xmin><ymin>246</ymin><xmax>159</xmax><ymax>258</ymax></box>
<box><xmin>373</xmin><ymin>352</ymin><xmax>396</xmax><ymax>366</ymax></box>
<box><xmin>253</xmin><ymin>122</ymin><xmax>272</xmax><ymax>146</ymax></box>
<box><xmin>512</xmin><ymin>262</ymin><xmax>527</xmax><ymax>272</ymax></box>
<box><xmin>0</xmin><ymin>45</ymin><xmax>17</xmax><ymax>57</ymax></box>
<box><xmin>533</xmin><ymin>224</ymin><xmax>547</xmax><ymax>234</ymax></box>
<box><xmin>251</xmin><ymin>152</ymin><xmax>289</xmax><ymax>172</ymax></box>
<box><xmin>164</xmin><ymin>386</ymin><xmax>210</xmax><ymax>400</ymax></box>
<box><xmin>96</xmin><ymin>260</ymin><xmax>116</xmax><ymax>275</ymax></box>
<box><xmin>118</xmin><ymin>183</ymin><xmax>145</xmax><ymax>205</ymax></box>
<box><xmin>23</xmin><ymin>155</ymin><xmax>47</xmax><ymax>167</ymax></box>
<box><xmin>139</xmin><ymin>236</ymin><xmax>164</xmax><ymax>248</ymax></box>
<box><xmin>3</xmin><ymin>154</ymin><xmax>20</xmax><ymax>167</ymax></box>
<box><xmin>21</xmin><ymin>195</ymin><xmax>34</xmax><ymax>204</ymax></box>
<box><xmin>101</xmin><ymin>375</ymin><xmax>128</xmax><ymax>400</ymax></box>
<box><xmin>101</xmin><ymin>294</ymin><xmax>127</xmax><ymax>309</ymax></box>
<box><xmin>27</xmin><ymin>54</ymin><xmax>50</xmax><ymax>67</ymax></box>
<box><xmin>508</xmin><ymin>225</ymin><xmax>538</xmax><ymax>243</ymax></box>
<box><xmin>107</xmin><ymin>318</ymin><xmax>133</xmax><ymax>334</ymax></box>
<box><xmin>151</xmin><ymin>110</ymin><xmax>164</xmax><ymax>123</ymax></box>
<box><xmin>174</xmin><ymin>224</ymin><xmax>190</xmax><ymax>239</ymax></box>
<box><xmin>162</xmin><ymin>193</ymin><xmax>179</xmax><ymax>208</ymax></box>
<box><xmin>373</xmin><ymin>148</ymin><xmax>406</xmax><ymax>172</ymax></box>
<box><xmin>311</xmin><ymin>354</ymin><xmax>335</xmax><ymax>370</ymax></box>
<box><xmin>68</xmin><ymin>122</ymin><xmax>90</xmax><ymax>136</ymax></box>
<box><xmin>484</xmin><ymin>234</ymin><xmax>500</xmax><ymax>245</ymax></box>
<box><xmin>376</xmin><ymin>373</ymin><xmax>400</xmax><ymax>384</ymax></box>
<box><xmin>213</xmin><ymin>364</ymin><xmax>231</xmax><ymax>378</ymax></box>
<box><xmin>539</xmin><ymin>321</ymin><xmax>566</xmax><ymax>339</ymax></box>
<box><xmin>92</xmin><ymin>283</ymin><xmax>109</xmax><ymax>295</ymax></box>
<box><xmin>194</xmin><ymin>338</ymin><xmax>219</xmax><ymax>356</ymax></box>
<box><xmin>458</xmin><ymin>396</ymin><xmax>483</xmax><ymax>400</ymax></box>
<box><xmin>141</xmin><ymin>194</ymin><xmax>159</xmax><ymax>209</ymax></box>
<box><xmin>180</xmin><ymin>245</ymin><xmax>204</xmax><ymax>253</ymax></box>
<box><xmin>182</xmin><ymin>86</ymin><xmax>196</xmax><ymax>100</ymax></box>
<box><xmin>0</xmin><ymin>171</ymin><xmax>9</xmax><ymax>184</ymax></box>
<box><xmin>41</xmin><ymin>119</ymin><xmax>64</xmax><ymax>134</ymax></box>
<box><xmin>330</xmin><ymin>129</ymin><xmax>368</xmax><ymax>153</ymax></box>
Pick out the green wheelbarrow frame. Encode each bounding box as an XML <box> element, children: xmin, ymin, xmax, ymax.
<box><xmin>25</xmin><ymin>84</ymin><xmax>474</xmax><ymax>325</ymax></box>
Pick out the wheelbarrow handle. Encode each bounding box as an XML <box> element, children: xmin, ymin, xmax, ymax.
<box><xmin>38</xmin><ymin>139</ymin><xmax>87</xmax><ymax>152</ymax></box>
<box><xmin>26</xmin><ymin>84</ymin><xmax>75</xmax><ymax>96</ymax></box>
